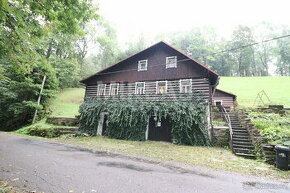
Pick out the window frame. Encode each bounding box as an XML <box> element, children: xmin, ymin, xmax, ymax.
<box><xmin>138</xmin><ymin>60</ymin><xmax>148</xmax><ymax>71</ymax></box>
<box><xmin>166</xmin><ymin>56</ymin><xmax>177</xmax><ymax>69</ymax></box>
<box><xmin>156</xmin><ymin>80</ymin><xmax>168</xmax><ymax>94</ymax></box>
<box><xmin>214</xmin><ymin>100</ymin><xmax>223</xmax><ymax>106</ymax></box>
<box><xmin>109</xmin><ymin>83</ymin><xmax>119</xmax><ymax>95</ymax></box>
<box><xmin>135</xmin><ymin>82</ymin><xmax>145</xmax><ymax>94</ymax></box>
<box><xmin>97</xmin><ymin>84</ymin><xmax>106</xmax><ymax>96</ymax></box>
<box><xmin>179</xmin><ymin>79</ymin><xmax>192</xmax><ymax>93</ymax></box>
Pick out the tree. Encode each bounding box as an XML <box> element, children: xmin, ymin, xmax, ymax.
<box><xmin>275</xmin><ymin>25</ymin><xmax>290</xmax><ymax>76</ymax></box>
<box><xmin>0</xmin><ymin>0</ymin><xmax>98</xmax><ymax>130</ymax></box>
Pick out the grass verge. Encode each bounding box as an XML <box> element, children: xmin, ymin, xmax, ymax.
<box><xmin>52</xmin><ymin>136</ymin><xmax>290</xmax><ymax>180</ymax></box>
<box><xmin>0</xmin><ymin>180</ymin><xmax>28</xmax><ymax>193</ymax></box>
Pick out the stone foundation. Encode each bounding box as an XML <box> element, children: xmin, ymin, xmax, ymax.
<box><xmin>212</xmin><ymin>126</ymin><xmax>230</xmax><ymax>147</ymax></box>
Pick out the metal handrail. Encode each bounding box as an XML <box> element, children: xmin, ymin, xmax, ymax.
<box><xmin>218</xmin><ymin>105</ymin><xmax>233</xmax><ymax>151</ymax></box>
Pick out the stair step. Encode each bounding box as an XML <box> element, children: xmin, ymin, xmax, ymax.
<box><xmin>233</xmin><ymin>148</ymin><xmax>253</xmax><ymax>154</ymax></box>
<box><xmin>232</xmin><ymin>129</ymin><xmax>248</xmax><ymax>132</ymax></box>
<box><xmin>232</xmin><ymin>128</ymin><xmax>247</xmax><ymax>131</ymax></box>
<box><xmin>232</xmin><ymin>141</ymin><xmax>253</xmax><ymax>146</ymax></box>
<box><xmin>233</xmin><ymin>131</ymin><xmax>249</xmax><ymax>135</ymax></box>
<box><xmin>232</xmin><ymin>133</ymin><xmax>250</xmax><ymax>137</ymax></box>
<box><xmin>233</xmin><ymin>144</ymin><xmax>254</xmax><ymax>149</ymax></box>
<box><xmin>235</xmin><ymin>152</ymin><xmax>256</xmax><ymax>158</ymax></box>
<box><xmin>232</xmin><ymin>138</ymin><xmax>252</xmax><ymax>142</ymax></box>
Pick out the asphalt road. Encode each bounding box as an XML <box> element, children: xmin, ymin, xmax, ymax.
<box><xmin>0</xmin><ymin>132</ymin><xmax>289</xmax><ymax>193</ymax></box>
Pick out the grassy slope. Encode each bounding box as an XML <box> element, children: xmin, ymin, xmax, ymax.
<box><xmin>218</xmin><ymin>76</ymin><xmax>290</xmax><ymax>108</ymax></box>
<box><xmin>49</xmin><ymin>88</ymin><xmax>85</xmax><ymax>117</ymax></box>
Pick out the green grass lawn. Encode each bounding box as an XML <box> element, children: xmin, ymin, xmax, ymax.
<box><xmin>49</xmin><ymin>88</ymin><xmax>85</xmax><ymax>118</ymax></box>
<box><xmin>218</xmin><ymin>76</ymin><xmax>290</xmax><ymax>108</ymax></box>
<box><xmin>53</xmin><ymin>136</ymin><xmax>290</xmax><ymax>179</ymax></box>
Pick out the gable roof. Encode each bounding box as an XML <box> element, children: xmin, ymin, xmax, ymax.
<box><xmin>80</xmin><ymin>41</ymin><xmax>219</xmax><ymax>84</ymax></box>
<box><xmin>215</xmin><ymin>89</ymin><xmax>237</xmax><ymax>99</ymax></box>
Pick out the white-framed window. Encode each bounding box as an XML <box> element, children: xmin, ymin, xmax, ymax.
<box><xmin>97</xmin><ymin>84</ymin><xmax>106</xmax><ymax>96</ymax></box>
<box><xmin>214</xmin><ymin>100</ymin><xmax>223</xmax><ymax>106</ymax></box>
<box><xmin>138</xmin><ymin>60</ymin><xmax>148</xmax><ymax>71</ymax></box>
<box><xmin>179</xmin><ymin>79</ymin><xmax>192</xmax><ymax>93</ymax></box>
<box><xmin>109</xmin><ymin>83</ymin><xmax>119</xmax><ymax>95</ymax></box>
<box><xmin>135</xmin><ymin>82</ymin><xmax>145</xmax><ymax>94</ymax></box>
<box><xmin>166</xmin><ymin>56</ymin><xmax>177</xmax><ymax>68</ymax></box>
<box><xmin>156</xmin><ymin>81</ymin><xmax>167</xmax><ymax>94</ymax></box>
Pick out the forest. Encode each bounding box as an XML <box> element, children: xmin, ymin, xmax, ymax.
<box><xmin>0</xmin><ymin>0</ymin><xmax>290</xmax><ymax>131</ymax></box>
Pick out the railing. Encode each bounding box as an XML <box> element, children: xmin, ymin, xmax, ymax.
<box><xmin>218</xmin><ymin>105</ymin><xmax>233</xmax><ymax>151</ymax></box>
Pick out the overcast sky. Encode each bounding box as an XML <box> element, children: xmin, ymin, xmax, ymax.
<box><xmin>97</xmin><ymin>0</ymin><xmax>289</xmax><ymax>45</ymax></box>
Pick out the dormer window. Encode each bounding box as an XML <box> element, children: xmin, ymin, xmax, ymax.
<box><xmin>156</xmin><ymin>81</ymin><xmax>167</xmax><ymax>94</ymax></box>
<box><xmin>138</xmin><ymin>60</ymin><xmax>148</xmax><ymax>71</ymax></box>
<box><xmin>109</xmin><ymin>83</ymin><xmax>119</xmax><ymax>95</ymax></box>
<box><xmin>179</xmin><ymin>79</ymin><xmax>192</xmax><ymax>93</ymax></box>
<box><xmin>97</xmin><ymin>84</ymin><xmax>106</xmax><ymax>96</ymax></box>
<box><xmin>135</xmin><ymin>82</ymin><xmax>145</xmax><ymax>94</ymax></box>
<box><xmin>166</xmin><ymin>56</ymin><xmax>177</xmax><ymax>68</ymax></box>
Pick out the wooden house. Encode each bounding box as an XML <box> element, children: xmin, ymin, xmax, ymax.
<box><xmin>212</xmin><ymin>89</ymin><xmax>236</xmax><ymax>109</ymax></box>
<box><xmin>80</xmin><ymin>41</ymin><xmax>219</xmax><ymax>142</ymax></box>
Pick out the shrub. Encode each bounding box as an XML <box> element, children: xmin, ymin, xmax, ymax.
<box><xmin>26</xmin><ymin>126</ymin><xmax>60</xmax><ymax>138</ymax></box>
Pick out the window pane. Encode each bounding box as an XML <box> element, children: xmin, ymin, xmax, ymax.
<box><xmin>135</xmin><ymin>82</ymin><xmax>145</xmax><ymax>94</ymax></box>
<box><xmin>166</xmin><ymin>56</ymin><xmax>177</xmax><ymax>68</ymax></box>
<box><xmin>180</xmin><ymin>79</ymin><xmax>192</xmax><ymax>93</ymax></box>
<box><xmin>157</xmin><ymin>81</ymin><xmax>167</xmax><ymax>94</ymax></box>
<box><xmin>97</xmin><ymin>84</ymin><xmax>106</xmax><ymax>96</ymax></box>
<box><xmin>138</xmin><ymin>60</ymin><xmax>148</xmax><ymax>71</ymax></box>
<box><xmin>110</xmin><ymin>84</ymin><xmax>119</xmax><ymax>95</ymax></box>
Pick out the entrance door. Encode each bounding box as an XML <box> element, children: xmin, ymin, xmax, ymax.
<box><xmin>148</xmin><ymin>116</ymin><xmax>172</xmax><ymax>142</ymax></box>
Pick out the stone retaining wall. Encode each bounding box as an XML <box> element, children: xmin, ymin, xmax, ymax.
<box><xmin>212</xmin><ymin>126</ymin><xmax>230</xmax><ymax>147</ymax></box>
<box><xmin>46</xmin><ymin>117</ymin><xmax>79</xmax><ymax>126</ymax></box>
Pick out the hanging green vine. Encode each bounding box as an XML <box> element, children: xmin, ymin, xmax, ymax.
<box><xmin>79</xmin><ymin>94</ymin><xmax>211</xmax><ymax>146</ymax></box>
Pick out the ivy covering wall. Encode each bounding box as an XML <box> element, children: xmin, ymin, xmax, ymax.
<box><xmin>79</xmin><ymin>95</ymin><xmax>211</xmax><ymax>146</ymax></box>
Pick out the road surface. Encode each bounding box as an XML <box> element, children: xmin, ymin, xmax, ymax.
<box><xmin>0</xmin><ymin>132</ymin><xmax>289</xmax><ymax>193</ymax></box>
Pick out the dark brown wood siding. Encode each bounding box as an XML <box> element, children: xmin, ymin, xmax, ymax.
<box><xmin>212</xmin><ymin>90</ymin><xmax>236</xmax><ymax>108</ymax></box>
<box><xmin>85</xmin><ymin>44</ymin><xmax>213</xmax><ymax>85</ymax></box>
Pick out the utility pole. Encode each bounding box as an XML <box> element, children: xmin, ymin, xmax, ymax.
<box><xmin>32</xmin><ymin>74</ymin><xmax>47</xmax><ymax>124</ymax></box>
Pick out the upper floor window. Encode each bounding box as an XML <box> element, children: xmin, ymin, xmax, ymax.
<box><xmin>180</xmin><ymin>79</ymin><xmax>192</xmax><ymax>93</ymax></box>
<box><xmin>97</xmin><ymin>84</ymin><xmax>106</xmax><ymax>96</ymax></box>
<box><xmin>109</xmin><ymin>83</ymin><xmax>119</xmax><ymax>95</ymax></box>
<box><xmin>156</xmin><ymin>81</ymin><xmax>167</xmax><ymax>94</ymax></box>
<box><xmin>135</xmin><ymin>82</ymin><xmax>145</xmax><ymax>94</ymax></box>
<box><xmin>166</xmin><ymin>56</ymin><xmax>177</xmax><ymax>68</ymax></box>
<box><xmin>138</xmin><ymin>60</ymin><xmax>148</xmax><ymax>71</ymax></box>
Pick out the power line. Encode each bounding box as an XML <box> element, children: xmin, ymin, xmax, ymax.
<box><xmin>194</xmin><ymin>34</ymin><xmax>290</xmax><ymax>59</ymax></box>
<box><xmin>90</xmin><ymin>34</ymin><xmax>290</xmax><ymax>76</ymax></box>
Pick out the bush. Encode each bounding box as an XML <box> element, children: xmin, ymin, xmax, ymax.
<box><xmin>249</xmin><ymin>111</ymin><xmax>290</xmax><ymax>146</ymax></box>
<box><xmin>26</xmin><ymin>126</ymin><xmax>60</xmax><ymax>138</ymax></box>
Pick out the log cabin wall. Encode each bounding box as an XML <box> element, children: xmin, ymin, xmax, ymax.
<box><xmin>85</xmin><ymin>78</ymin><xmax>210</xmax><ymax>102</ymax></box>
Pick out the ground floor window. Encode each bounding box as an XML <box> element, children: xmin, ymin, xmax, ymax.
<box><xmin>109</xmin><ymin>83</ymin><xmax>119</xmax><ymax>95</ymax></box>
<box><xmin>135</xmin><ymin>82</ymin><xmax>145</xmax><ymax>94</ymax></box>
<box><xmin>156</xmin><ymin>81</ymin><xmax>167</xmax><ymax>94</ymax></box>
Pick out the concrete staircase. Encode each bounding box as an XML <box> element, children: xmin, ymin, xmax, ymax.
<box><xmin>228</xmin><ymin>112</ymin><xmax>256</xmax><ymax>158</ymax></box>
